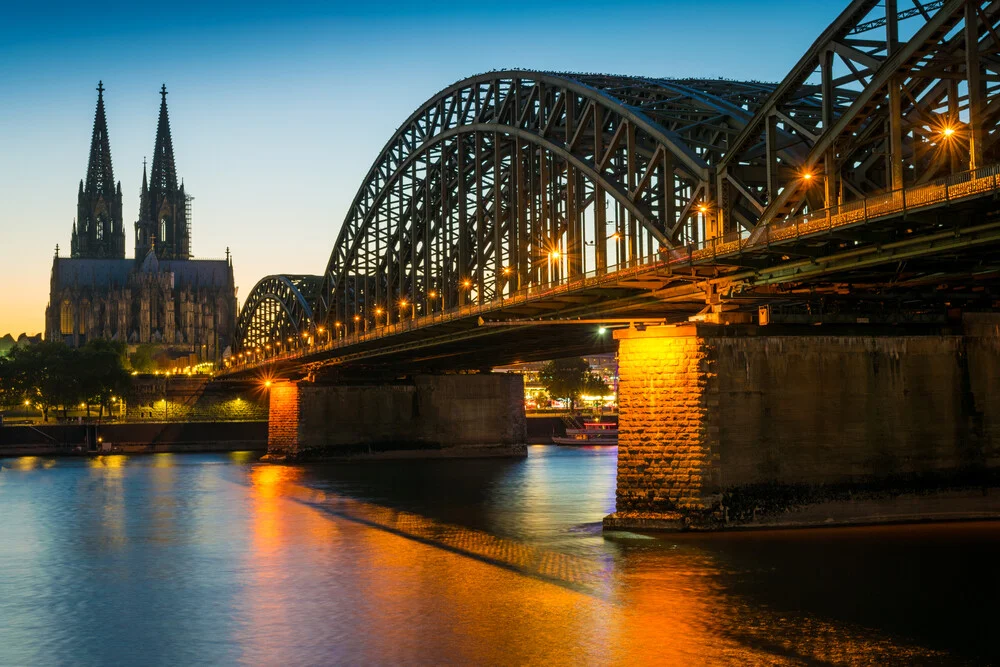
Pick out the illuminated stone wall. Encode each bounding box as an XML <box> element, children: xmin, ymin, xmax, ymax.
<box><xmin>608</xmin><ymin>316</ymin><xmax>1000</xmax><ymax>530</ymax></box>
<box><xmin>264</xmin><ymin>374</ymin><xmax>528</xmax><ymax>461</ymax></box>
<box><xmin>266</xmin><ymin>380</ymin><xmax>301</xmax><ymax>457</ymax></box>
<box><xmin>612</xmin><ymin>327</ymin><xmax>719</xmax><ymax>522</ymax></box>
<box><xmin>125</xmin><ymin>377</ymin><xmax>267</xmax><ymax>422</ymax></box>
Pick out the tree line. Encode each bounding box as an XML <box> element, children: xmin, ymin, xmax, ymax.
<box><xmin>0</xmin><ymin>339</ymin><xmax>132</xmax><ymax>421</ymax></box>
<box><xmin>538</xmin><ymin>357</ymin><xmax>611</xmax><ymax>411</ymax></box>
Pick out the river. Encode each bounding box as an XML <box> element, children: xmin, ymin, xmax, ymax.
<box><xmin>0</xmin><ymin>447</ymin><xmax>996</xmax><ymax>665</ymax></box>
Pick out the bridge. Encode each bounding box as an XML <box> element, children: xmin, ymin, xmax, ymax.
<box><xmin>228</xmin><ymin>0</ymin><xmax>1000</xmax><ymax>530</ymax></box>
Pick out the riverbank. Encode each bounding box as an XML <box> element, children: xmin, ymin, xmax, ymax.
<box><xmin>0</xmin><ymin>421</ymin><xmax>267</xmax><ymax>458</ymax></box>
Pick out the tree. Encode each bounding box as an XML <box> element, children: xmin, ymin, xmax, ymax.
<box><xmin>0</xmin><ymin>340</ymin><xmax>131</xmax><ymax>422</ymax></box>
<box><xmin>538</xmin><ymin>357</ymin><xmax>606</xmax><ymax>411</ymax></box>
<box><xmin>2</xmin><ymin>342</ymin><xmax>77</xmax><ymax>421</ymax></box>
<box><xmin>129</xmin><ymin>344</ymin><xmax>157</xmax><ymax>373</ymax></box>
<box><xmin>582</xmin><ymin>373</ymin><xmax>610</xmax><ymax>402</ymax></box>
<box><xmin>78</xmin><ymin>339</ymin><xmax>131</xmax><ymax>419</ymax></box>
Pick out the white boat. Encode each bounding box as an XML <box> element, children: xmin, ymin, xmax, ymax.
<box><xmin>552</xmin><ymin>421</ymin><xmax>618</xmax><ymax>446</ymax></box>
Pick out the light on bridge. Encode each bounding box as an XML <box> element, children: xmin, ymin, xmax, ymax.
<box><xmin>941</xmin><ymin>126</ymin><xmax>957</xmax><ymax>138</ymax></box>
<box><xmin>598</xmin><ymin>327</ymin><xmax>607</xmax><ymax>335</ymax></box>
<box><xmin>399</xmin><ymin>299</ymin><xmax>408</xmax><ymax>308</ymax></box>
<box><xmin>462</xmin><ymin>279</ymin><xmax>472</xmax><ymax>289</ymax></box>
<box><xmin>549</xmin><ymin>250</ymin><xmax>560</xmax><ymax>260</ymax></box>
<box><xmin>428</xmin><ymin>290</ymin><xmax>438</xmax><ymax>298</ymax></box>
<box><xmin>375</xmin><ymin>307</ymin><xmax>384</xmax><ymax>316</ymax></box>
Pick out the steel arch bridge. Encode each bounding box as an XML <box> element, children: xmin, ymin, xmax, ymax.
<box><xmin>233</xmin><ymin>0</ymin><xmax>1000</xmax><ymax>366</ymax></box>
<box><xmin>236</xmin><ymin>275</ymin><xmax>322</xmax><ymax>352</ymax></box>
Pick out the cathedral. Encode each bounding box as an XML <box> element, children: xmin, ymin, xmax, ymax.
<box><xmin>45</xmin><ymin>83</ymin><xmax>237</xmax><ymax>365</ymax></box>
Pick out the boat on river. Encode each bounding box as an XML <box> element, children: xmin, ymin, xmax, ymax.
<box><xmin>552</xmin><ymin>420</ymin><xmax>618</xmax><ymax>446</ymax></box>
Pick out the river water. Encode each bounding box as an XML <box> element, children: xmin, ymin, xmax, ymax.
<box><xmin>0</xmin><ymin>447</ymin><xmax>996</xmax><ymax>666</ymax></box>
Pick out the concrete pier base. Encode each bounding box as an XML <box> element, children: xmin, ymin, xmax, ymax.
<box><xmin>604</xmin><ymin>313</ymin><xmax>1000</xmax><ymax>532</ymax></box>
<box><xmin>265</xmin><ymin>374</ymin><xmax>527</xmax><ymax>461</ymax></box>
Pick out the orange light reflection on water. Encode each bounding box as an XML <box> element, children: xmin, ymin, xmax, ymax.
<box><xmin>234</xmin><ymin>465</ymin><xmax>951</xmax><ymax>665</ymax></box>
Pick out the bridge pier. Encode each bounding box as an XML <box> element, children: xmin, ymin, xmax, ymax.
<box><xmin>264</xmin><ymin>374</ymin><xmax>527</xmax><ymax>461</ymax></box>
<box><xmin>604</xmin><ymin>314</ymin><xmax>1000</xmax><ymax>531</ymax></box>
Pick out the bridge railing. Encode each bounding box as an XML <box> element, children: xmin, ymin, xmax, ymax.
<box><xmin>672</xmin><ymin>163</ymin><xmax>1000</xmax><ymax>265</ymax></box>
<box><xmin>227</xmin><ymin>163</ymin><xmax>1000</xmax><ymax>372</ymax></box>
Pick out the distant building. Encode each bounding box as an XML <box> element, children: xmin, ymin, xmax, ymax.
<box><xmin>45</xmin><ymin>83</ymin><xmax>237</xmax><ymax>364</ymax></box>
<box><xmin>0</xmin><ymin>333</ymin><xmax>42</xmax><ymax>357</ymax></box>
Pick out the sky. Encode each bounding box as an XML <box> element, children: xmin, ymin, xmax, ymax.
<box><xmin>0</xmin><ymin>0</ymin><xmax>849</xmax><ymax>335</ymax></box>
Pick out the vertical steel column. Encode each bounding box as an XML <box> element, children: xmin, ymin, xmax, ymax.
<box><xmin>765</xmin><ymin>114</ymin><xmax>779</xmax><ymax>202</ymax></box>
<box><xmin>494</xmin><ymin>130</ymin><xmax>503</xmax><ymax>297</ymax></box>
<box><xmin>475</xmin><ymin>132</ymin><xmax>485</xmax><ymax>303</ymax></box>
<box><xmin>965</xmin><ymin>0</ymin><xmax>985</xmax><ymax>170</ymax></box>
<box><xmin>663</xmin><ymin>151</ymin><xmax>675</xmax><ymax>245</ymax></box>
<box><xmin>516</xmin><ymin>141</ymin><xmax>528</xmax><ymax>290</ymax></box>
<box><xmin>820</xmin><ymin>47</ymin><xmax>838</xmax><ymax>207</ymax></box>
<box><xmin>886</xmin><ymin>0</ymin><xmax>903</xmax><ymax>190</ymax></box>
<box><xmin>539</xmin><ymin>142</ymin><xmax>550</xmax><ymax>282</ymax></box>
<box><xmin>593</xmin><ymin>103</ymin><xmax>607</xmax><ymax>273</ymax></box>
<box><xmin>626</xmin><ymin>122</ymin><xmax>638</xmax><ymax>260</ymax></box>
<box><xmin>888</xmin><ymin>76</ymin><xmax>904</xmax><ymax>189</ymax></box>
<box><xmin>457</xmin><ymin>136</ymin><xmax>468</xmax><ymax>304</ymax></box>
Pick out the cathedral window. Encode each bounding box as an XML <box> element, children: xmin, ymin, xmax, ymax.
<box><xmin>60</xmin><ymin>300</ymin><xmax>74</xmax><ymax>335</ymax></box>
<box><xmin>96</xmin><ymin>215</ymin><xmax>105</xmax><ymax>240</ymax></box>
<box><xmin>160</xmin><ymin>217</ymin><xmax>169</xmax><ymax>246</ymax></box>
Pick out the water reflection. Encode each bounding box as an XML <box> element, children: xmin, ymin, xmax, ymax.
<box><xmin>0</xmin><ymin>451</ymin><xmax>995</xmax><ymax>665</ymax></box>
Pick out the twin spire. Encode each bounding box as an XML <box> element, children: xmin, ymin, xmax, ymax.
<box><xmin>72</xmin><ymin>82</ymin><xmax>188</xmax><ymax>261</ymax></box>
<box><xmin>149</xmin><ymin>84</ymin><xmax>178</xmax><ymax>195</ymax></box>
<box><xmin>84</xmin><ymin>80</ymin><xmax>116</xmax><ymax>197</ymax></box>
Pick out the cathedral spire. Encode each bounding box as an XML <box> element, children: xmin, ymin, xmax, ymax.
<box><xmin>149</xmin><ymin>84</ymin><xmax>178</xmax><ymax>194</ymax></box>
<box><xmin>136</xmin><ymin>85</ymin><xmax>190</xmax><ymax>261</ymax></box>
<box><xmin>73</xmin><ymin>82</ymin><xmax>125</xmax><ymax>259</ymax></box>
<box><xmin>85</xmin><ymin>81</ymin><xmax>115</xmax><ymax>196</ymax></box>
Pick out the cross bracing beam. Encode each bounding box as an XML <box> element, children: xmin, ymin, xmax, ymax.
<box><xmin>717</xmin><ymin>0</ymin><xmax>1000</xmax><ymax>235</ymax></box>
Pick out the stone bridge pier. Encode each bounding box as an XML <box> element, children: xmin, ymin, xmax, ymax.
<box><xmin>604</xmin><ymin>314</ymin><xmax>1000</xmax><ymax>531</ymax></box>
<box><xmin>265</xmin><ymin>373</ymin><xmax>527</xmax><ymax>461</ymax></box>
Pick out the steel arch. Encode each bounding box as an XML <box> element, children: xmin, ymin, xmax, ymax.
<box><xmin>318</xmin><ymin>71</ymin><xmax>773</xmax><ymax>332</ymax></box>
<box><xmin>235</xmin><ymin>274</ymin><xmax>322</xmax><ymax>352</ymax></box>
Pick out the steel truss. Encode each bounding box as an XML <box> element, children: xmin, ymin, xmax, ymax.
<box><xmin>318</xmin><ymin>72</ymin><xmax>777</xmax><ymax>333</ymax></box>
<box><xmin>234</xmin><ymin>0</ymin><xmax>1000</xmax><ymax>352</ymax></box>
<box><xmin>717</xmin><ymin>0</ymin><xmax>1000</xmax><ymax>234</ymax></box>
<box><xmin>235</xmin><ymin>275</ymin><xmax>321</xmax><ymax>352</ymax></box>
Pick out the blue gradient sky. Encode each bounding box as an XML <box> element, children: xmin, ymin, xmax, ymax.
<box><xmin>0</xmin><ymin>0</ymin><xmax>847</xmax><ymax>334</ymax></box>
